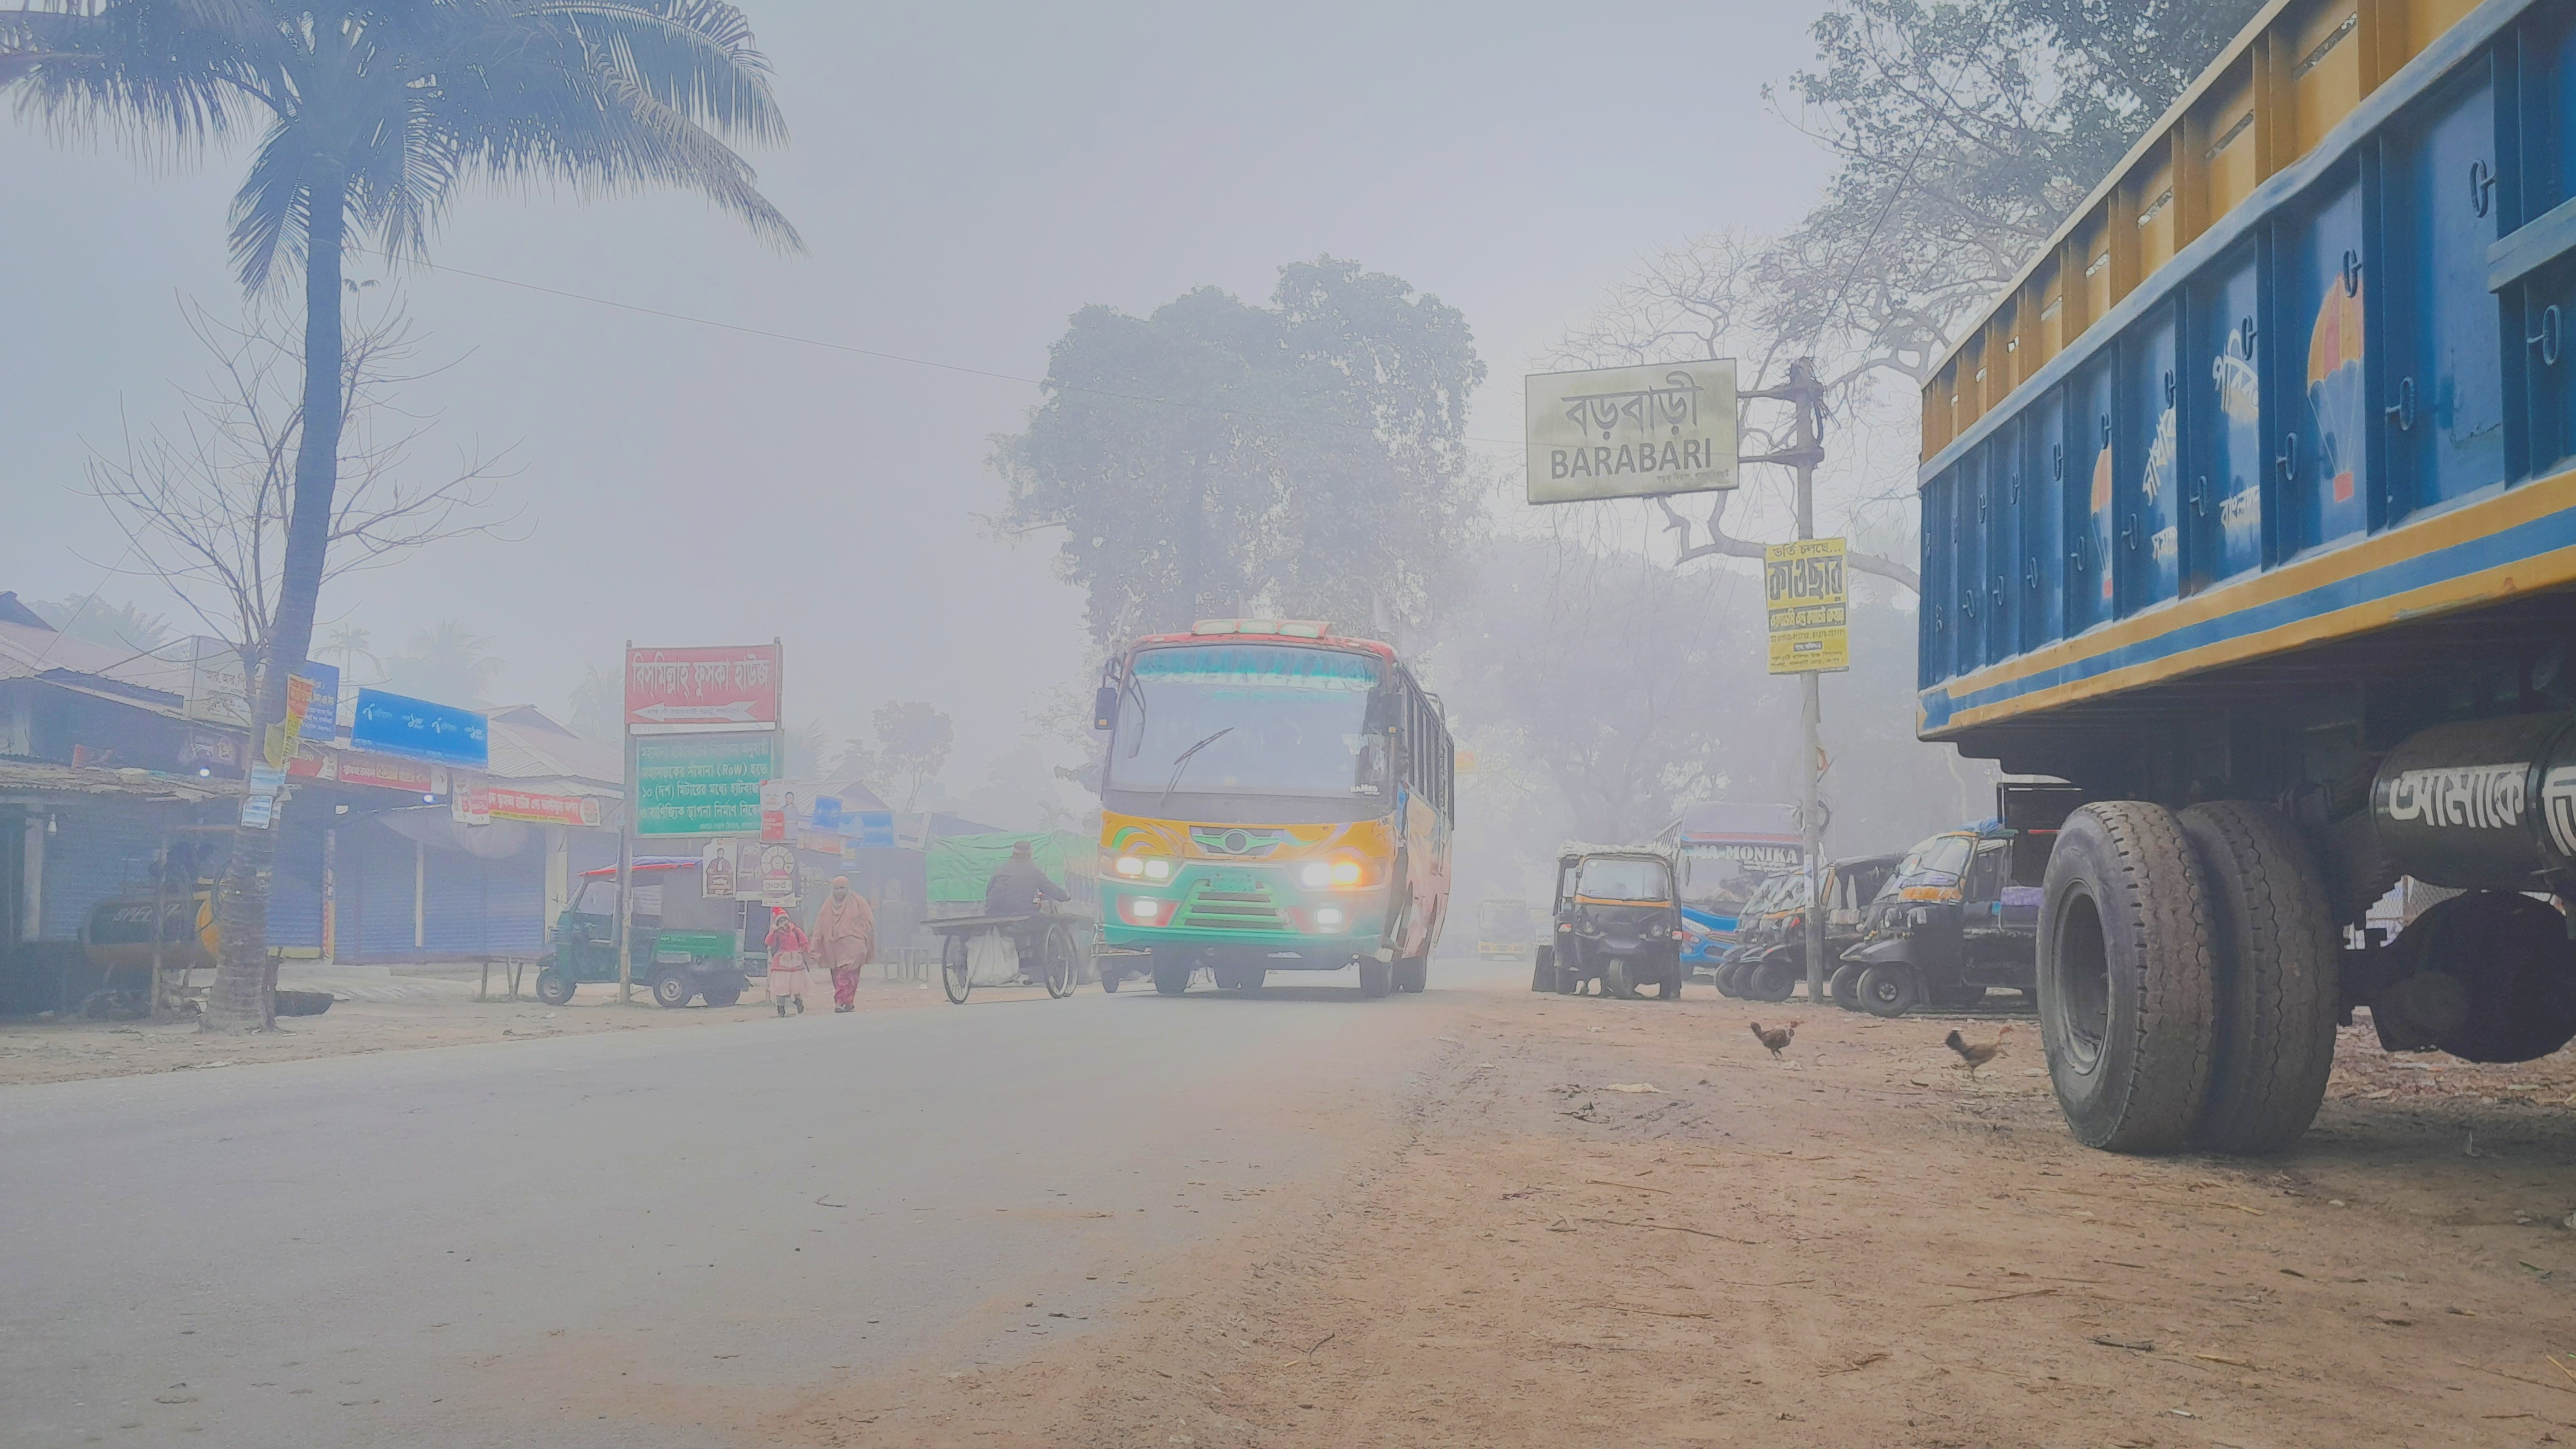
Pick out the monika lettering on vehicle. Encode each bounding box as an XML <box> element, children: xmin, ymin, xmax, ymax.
<box><xmin>1524</xmin><ymin>360</ymin><xmax>1739</xmax><ymax>505</ymax></box>
<box><xmin>633</xmin><ymin>731</ymin><xmax>775</xmax><ymax>837</ymax></box>
<box><xmin>625</xmin><ymin>644</ymin><xmax>782</xmax><ymax>726</ymax></box>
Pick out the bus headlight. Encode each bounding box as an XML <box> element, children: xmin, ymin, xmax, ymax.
<box><xmin>1117</xmin><ymin>856</ymin><xmax>1172</xmax><ymax>881</ymax></box>
<box><xmin>1115</xmin><ymin>856</ymin><xmax>1145</xmax><ymax>877</ymax></box>
<box><xmin>1145</xmin><ymin>858</ymin><xmax>1172</xmax><ymax>881</ymax></box>
<box><xmin>1314</xmin><ymin>907</ymin><xmax>1344</xmax><ymax>928</ymax></box>
<box><xmin>1330</xmin><ymin>859</ymin><xmax>1362</xmax><ymax>885</ymax></box>
<box><xmin>1299</xmin><ymin>862</ymin><xmax>1331</xmax><ymax>888</ymax></box>
<box><xmin>1129</xmin><ymin>897</ymin><xmax>1163</xmax><ymax>923</ymax></box>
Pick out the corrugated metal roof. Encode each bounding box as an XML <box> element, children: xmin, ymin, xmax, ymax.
<box><xmin>0</xmin><ymin>760</ymin><xmax>238</xmax><ymax>804</ymax></box>
<box><xmin>0</xmin><ymin>617</ymin><xmax>193</xmax><ymax>695</ymax></box>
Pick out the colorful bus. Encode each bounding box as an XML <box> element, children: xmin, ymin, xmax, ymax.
<box><xmin>1092</xmin><ymin>619</ymin><xmax>1454</xmax><ymax>998</ymax></box>
<box><xmin>1658</xmin><ymin>801</ymin><xmax>1807</xmax><ymax>973</ymax></box>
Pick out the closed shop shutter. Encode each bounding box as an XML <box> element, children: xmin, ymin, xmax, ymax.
<box><xmin>482</xmin><ymin>847</ymin><xmax>546</xmax><ymax>954</ymax></box>
<box><xmin>355</xmin><ymin>822</ymin><xmax>419</xmax><ymax>962</ymax></box>
<box><xmin>267</xmin><ymin>806</ymin><xmax>327</xmax><ymax>950</ymax></box>
<box><xmin>39</xmin><ymin>800</ymin><xmax>164</xmax><ymax>942</ymax></box>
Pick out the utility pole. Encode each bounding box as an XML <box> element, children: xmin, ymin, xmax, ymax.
<box><xmin>1742</xmin><ymin>359</ymin><xmax>1831</xmax><ymax>1006</ymax></box>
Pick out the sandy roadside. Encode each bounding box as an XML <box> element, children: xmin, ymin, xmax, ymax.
<box><xmin>789</xmin><ymin>972</ymin><xmax>2576</xmax><ymax>1448</ymax></box>
<box><xmin>0</xmin><ymin>965</ymin><xmax>951</xmax><ymax>1086</ymax></box>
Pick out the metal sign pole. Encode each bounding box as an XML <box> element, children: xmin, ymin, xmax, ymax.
<box><xmin>617</xmin><ymin>639</ymin><xmax>635</xmax><ymax>1005</ymax></box>
<box><xmin>1790</xmin><ymin>363</ymin><xmax>1830</xmax><ymax>1009</ymax></box>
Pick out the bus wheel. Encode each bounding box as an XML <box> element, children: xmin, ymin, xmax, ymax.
<box><xmin>2178</xmin><ymin>801</ymin><xmax>2338</xmax><ymax>1153</ymax></box>
<box><xmin>1393</xmin><ymin>957</ymin><xmax>1427</xmax><ymax>993</ymax></box>
<box><xmin>2039</xmin><ymin>801</ymin><xmax>2216</xmax><ymax>1155</ymax></box>
<box><xmin>1358</xmin><ymin>959</ymin><xmax>1393</xmax><ymax>997</ymax></box>
<box><xmin>1151</xmin><ymin>950</ymin><xmax>1193</xmax><ymax>996</ymax></box>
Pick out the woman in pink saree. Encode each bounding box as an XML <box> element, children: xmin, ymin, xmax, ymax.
<box><xmin>764</xmin><ymin>907</ymin><xmax>811</xmax><ymax>1016</ymax></box>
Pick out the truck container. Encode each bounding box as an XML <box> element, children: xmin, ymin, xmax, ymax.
<box><xmin>1916</xmin><ymin>0</ymin><xmax>2576</xmax><ymax>1153</ymax></box>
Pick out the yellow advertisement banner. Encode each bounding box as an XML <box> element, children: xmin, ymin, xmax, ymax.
<box><xmin>1765</xmin><ymin>537</ymin><xmax>1849</xmax><ymax>675</ymax></box>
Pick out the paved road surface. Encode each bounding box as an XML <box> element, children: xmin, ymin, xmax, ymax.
<box><xmin>4</xmin><ymin>969</ymin><xmax>1492</xmax><ymax>1446</ymax></box>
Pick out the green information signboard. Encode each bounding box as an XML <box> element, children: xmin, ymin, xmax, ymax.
<box><xmin>633</xmin><ymin>731</ymin><xmax>775</xmax><ymax>837</ymax></box>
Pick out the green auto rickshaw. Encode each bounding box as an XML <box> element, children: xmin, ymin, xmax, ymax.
<box><xmin>534</xmin><ymin>859</ymin><xmax>753</xmax><ymax>1008</ymax></box>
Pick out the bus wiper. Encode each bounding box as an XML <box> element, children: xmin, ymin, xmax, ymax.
<box><xmin>1157</xmin><ymin>727</ymin><xmax>1233</xmax><ymax>809</ymax></box>
<box><xmin>1121</xmin><ymin>672</ymin><xmax>1150</xmax><ymax>757</ymax></box>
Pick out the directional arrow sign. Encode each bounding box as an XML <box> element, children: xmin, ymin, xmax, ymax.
<box><xmin>626</xmin><ymin>645</ymin><xmax>781</xmax><ymax>727</ymax></box>
<box><xmin>631</xmin><ymin>700</ymin><xmax>760</xmax><ymax>724</ymax></box>
<box><xmin>349</xmin><ymin>688</ymin><xmax>490</xmax><ymax>768</ymax></box>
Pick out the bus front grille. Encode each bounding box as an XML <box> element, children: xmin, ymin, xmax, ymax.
<box><xmin>1179</xmin><ymin>884</ymin><xmax>1286</xmax><ymax>930</ymax></box>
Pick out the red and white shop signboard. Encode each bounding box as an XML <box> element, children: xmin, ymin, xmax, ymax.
<box><xmin>624</xmin><ymin>645</ymin><xmax>781</xmax><ymax>726</ymax></box>
<box><xmin>338</xmin><ymin>751</ymin><xmax>447</xmax><ymax>795</ymax></box>
<box><xmin>477</xmin><ymin>787</ymin><xmax>603</xmax><ymax>828</ymax></box>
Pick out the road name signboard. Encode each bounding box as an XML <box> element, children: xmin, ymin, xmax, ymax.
<box><xmin>1765</xmin><ymin>537</ymin><xmax>1850</xmax><ymax>674</ymax></box>
<box><xmin>626</xmin><ymin>645</ymin><xmax>782</xmax><ymax>726</ymax></box>
<box><xmin>633</xmin><ymin>731</ymin><xmax>776</xmax><ymax>837</ymax></box>
<box><xmin>351</xmin><ymin>689</ymin><xmax>490</xmax><ymax>768</ymax></box>
<box><xmin>1526</xmin><ymin>360</ymin><xmax>1739</xmax><ymax>504</ymax></box>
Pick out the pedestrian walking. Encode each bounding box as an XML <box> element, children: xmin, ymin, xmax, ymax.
<box><xmin>765</xmin><ymin>907</ymin><xmax>810</xmax><ymax>1017</ymax></box>
<box><xmin>813</xmin><ymin>875</ymin><xmax>877</xmax><ymax>1013</ymax></box>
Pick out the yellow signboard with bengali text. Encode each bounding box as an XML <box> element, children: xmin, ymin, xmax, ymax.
<box><xmin>1765</xmin><ymin>537</ymin><xmax>1849</xmax><ymax>674</ymax></box>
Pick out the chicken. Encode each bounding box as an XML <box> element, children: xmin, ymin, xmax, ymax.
<box><xmin>1749</xmin><ymin>1019</ymin><xmax>1799</xmax><ymax>1058</ymax></box>
<box><xmin>1944</xmin><ymin>1024</ymin><xmax>2014</xmax><ymax>1076</ymax></box>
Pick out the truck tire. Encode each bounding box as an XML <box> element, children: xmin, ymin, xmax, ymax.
<box><xmin>534</xmin><ymin>967</ymin><xmax>577</xmax><ymax>1007</ymax></box>
<box><xmin>1151</xmin><ymin>951</ymin><xmax>1192</xmax><ymax>996</ymax></box>
<box><xmin>1856</xmin><ymin>962</ymin><xmax>1920</xmax><ymax>1017</ymax></box>
<box><xmin>651</xmin><ymin>968</ymin><xmax>695</xmax><ymax>1009</ymax></box>
<box><xmin>2039</xmin><ymin>801</ymin><xmax>2216</xmax><ymax>1154</ymax></box>
<box><xmin>1531</xmin><ymin>945</ymin><xmax>1557</xmax><ymax>993</ymax></box>
<box><xmin>1747</xmin><ymin>957</ymin><xmax>1799</xmax><ymax>1003</ymax></box>
<box><xmin>1358</xmin><ymin>959</ymin><xmax>1393</xmax><ymax>997</ymax></box>
<box><xmin>1828</xmin><ymin>963</ymin><xmax>1863</xmax><ymax>1012</ymax></box>
<box><xmin>1394</xmin><ymin>957</ymin><xmax>1428</xmax><ymax>993</ymax></box>
<box><xmin>2178</xmin><ymin>801</ymin><xmax>2340</xmax><ymax>1153</ymax></box>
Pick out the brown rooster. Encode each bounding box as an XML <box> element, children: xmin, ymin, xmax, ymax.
<box><xmin>1749</xmin><ymin>1020</ymin><xmax>1799</xmax><ymax>1058</ymax></box>
<box><xmin>1944</xmin><ymin>1024</ymin><xmax>2014</xmax><ymax>1076</ymax></box>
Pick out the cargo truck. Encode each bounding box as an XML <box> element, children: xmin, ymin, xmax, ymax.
<box><xmin>1915</xmin><ymin>0</ymin><xmax>2576</xmax><ymax>1153</ymax></box>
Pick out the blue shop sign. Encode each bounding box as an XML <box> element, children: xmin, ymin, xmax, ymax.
<box><xmin>349</xmin><ymin>689</ymin><xmax>489</xmax><ymax>768</ymax></box>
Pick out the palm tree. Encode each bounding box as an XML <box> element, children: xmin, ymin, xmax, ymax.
<box><xmin>3</xmin><ymin>0</ymin><xmax>799</xmax><ymax>1030</ymax></box>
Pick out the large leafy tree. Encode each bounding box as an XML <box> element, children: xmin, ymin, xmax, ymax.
<box><xmin>997</xmin><ymin>257</ymin><xmax>1485</xmax><ymax>649</ymax></box>
<box><xmin>1</xmin><ymin>0</ymin><xmax>799</xmax><ymax>1030</ymax></box>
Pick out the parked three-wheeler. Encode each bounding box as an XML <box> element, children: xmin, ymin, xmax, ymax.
<box><xmin>1530</xmin><ymin>848</ymin><xmax>1687</xmax><ymax>1000</ymax></box>
<box><xmin>534</xmin><ymin>860</ymin><xmax>754</xmax><ymax>1009</ymax></box>
<box><xmin>1835</xmin><ymin>824</ymin><xmax>2036</xmax><ymax>1016</ymax></box>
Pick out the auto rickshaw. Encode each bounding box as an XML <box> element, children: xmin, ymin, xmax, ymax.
<box><xmin>534</xmin><ymin>859</ymin><xmax>753</xmax><ymax>1008</ymax></box>
<box><xmin>1720</xmin><ymin>853</ymin><xmax>1904</xmax><ymax>1003</ymax></box>
<box><xmin>1835</xmin><ymin>823</ymin><xmax>2038</xmax><ymax>1016</ymax></box>
<box><xmin>1529</xmin><ymin>848</ymin><xmax>1687</xmax><ymax>1000</ymax></box>
<box><xmin>1476</xmin><ymin>897</ymin><xmax>1534</xmax><ymax>960</ymax></box>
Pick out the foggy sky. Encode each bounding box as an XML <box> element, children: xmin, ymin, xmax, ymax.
<box><xmin>0</xmin><ymin>1</ymin><xmax>1835</xmax><ymax>785</ymax></box>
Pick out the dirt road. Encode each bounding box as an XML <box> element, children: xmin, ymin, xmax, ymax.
<box><xmin>810</xmin><ymin>967</ymin><xmax>2576</xmax><ymax>1448</ymax></box>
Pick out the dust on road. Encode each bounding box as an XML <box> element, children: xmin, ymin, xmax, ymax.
<box><xmin>794</xmin><ymin>972</ymin><xmax>2576</xmax><ymax>1448</ymax></box>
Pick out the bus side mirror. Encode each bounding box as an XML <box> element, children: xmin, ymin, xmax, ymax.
<box><xmin>1093</xmin><ymin>686</ymin><xmax>1118</xmax><ymax>732</ymax></box>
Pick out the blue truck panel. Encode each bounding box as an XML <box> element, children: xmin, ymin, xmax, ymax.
<box><xmin>1920</xmin><ymin>1</ymin><xmax>2576</xmax><ymax>761</ymax></box>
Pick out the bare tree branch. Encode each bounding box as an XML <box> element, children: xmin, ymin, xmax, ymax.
<box><xmin>84</xmin><ymin>296</ymin><xmax>516</xmax><ymax>681</ymax></box>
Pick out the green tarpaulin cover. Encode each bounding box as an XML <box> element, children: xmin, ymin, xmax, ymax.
<box><xmin>925</xmin><ymin>831</ymin><xmax>1091</xmax><ymax>906</ymax></box>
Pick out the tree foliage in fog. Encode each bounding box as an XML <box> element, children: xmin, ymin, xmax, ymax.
<box><xmin>834</xmin><ymin>701</ymin><xmax>955</xmax><ymax>814</ymax></box>
<box><xmin>1435</xmin><ymin>535</ymin><xmax>1773</xmax><ymax>851</ymax></box>
<box><xmin>997</xmin><ymin>257</ymin><xmax>1485</xmax><ymax>647</ymax></box>
<box><xmin>382</xmin><ymin>618</ymin><xmax>504</xmax><ymax>706</ymax></box>
<box><xmin>29</xmin><ymin>596</ymin><xmax>173</xmax><ymax>654</ymax></box>
<box><xmin>1772</xmin><ymin>0</ymin><xmax>2266</xmax><ymax>370</ymax></box>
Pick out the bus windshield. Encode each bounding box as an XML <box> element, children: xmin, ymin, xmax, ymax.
<box><xmin>1107</xmin><ymin>644</ymin><xmax>1383</xmax><ymax>801</ymax></box>
<box><xmin>1677</xmin><ymin>842</ymin><xmax>1801</xmax><ymax>913</ymax></box>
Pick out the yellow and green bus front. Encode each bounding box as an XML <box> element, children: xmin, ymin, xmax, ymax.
<box><xmin>1095</xmin><ymin>622</ymin><xmax>1452</xmax><ymax>993</ymax></box>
